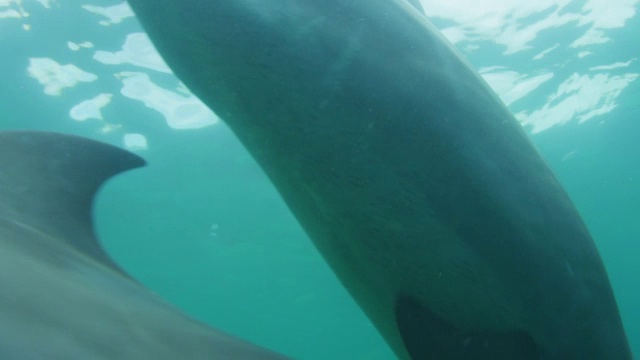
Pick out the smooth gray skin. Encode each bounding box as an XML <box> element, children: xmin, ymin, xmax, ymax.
<box><xmin>127</xmin><ymin>0</ymin><xmax>632</xmax><ymax>359</ymax></box>
<box><xmin>0</xmin><ymin>131</ymin><xmax>288</xmax><ymax>360</ymax></box>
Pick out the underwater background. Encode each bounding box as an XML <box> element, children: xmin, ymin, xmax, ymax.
<box><xmin>0</xmin><ymin>0</ymin><xmax>638</xmax><ymax>358</ymax></box>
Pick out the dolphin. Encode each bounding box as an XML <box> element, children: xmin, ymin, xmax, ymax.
<box><xmin>0</xmin><ymin>131</ymin><xmax>288</xmax><ymax>359</ymax></box>
<box><xmin>126</xmin><ymin>0</ymin><xmax>632</xmax><ymax>359</ymax></box>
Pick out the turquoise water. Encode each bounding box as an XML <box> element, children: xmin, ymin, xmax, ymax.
<box><xmin>1</xmin><ymin>1</ymin><xmax>638</xmax><ymax>358</ymax></box>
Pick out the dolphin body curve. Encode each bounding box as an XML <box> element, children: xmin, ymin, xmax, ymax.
<box><xmin>127</xmin><ymin>0</ymin><xmax>632</xmax><ymax>359</ymax></box>
<box><xmin>0</xmin><ymin>131</ymin><xmax>288</xmax><ymax>360</ymax></box>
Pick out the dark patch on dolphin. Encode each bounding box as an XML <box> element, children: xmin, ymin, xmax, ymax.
<box><xmin>126</xmin><ymin>0</ymin><xmax>632</xmax><ymax>359</ymax></box>
<box><xmin>395</xmin><ymin>295</ymin><xmax>539</xmax><ymax>359</ymax></box>
<box><xmin>0</xmin><ymin>131</ymin><xmax>288</xmax><ymax>359</ymax></box>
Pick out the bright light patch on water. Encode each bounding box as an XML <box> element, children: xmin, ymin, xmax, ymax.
<box><xmin>69</xmin><ymin>93</ymin><xmax>113</xmax><ymax>121</ymax></box>
<box><xmin>420</xmin><ymin>0</ymin><xmax>638</xmax><ymax>54</ymax></box>
<box><xmin>590</xmin><ymin>59</ymin><xmax>636</xmax><ymax>72</ymax></box>
<box><xmin>117</xmin><ymin>71</ymin><xmax>218</xmax><ymax>129</ymax></box>
<box><xmin>82</xmin><ymin>2</ymin><xmax>133</xmax><ymax>26</ymax></box>
<box><xmin>0</xmin><ymin>0</ymin><xmax>26</xmax><ymax>19</ymax></box>
<box><xmin>97</xmin><ymin>123</ymin><xmax>122</xmax><ymax>134</ymax></box>
<box><xmin>0</xmin><ymin>0</ymin><xmax>52</xmax><ymax>20</ymax></box>
<box><xmin>93</xmin><ymin>32</ymin><xmax>171</xmax><ymax>73</ymax></box>
<box><xmin>570</xmin><ymin>0</ymin><xmax>639</xmax><ymax>48</ymax></box>
<box><xmin>532</xmin><ymin>44</ymin><xmax>559</xmax><ymax>60</ymax></box>
<box><xmin>33</xmin><ymin>0</ymin><xmax>52</xmax><ymax>8</ymax></box>
<box><xmin>418</xmin><ymin>0</ymin><xmax>639</xmax><ymax>133</ymax></box>
<box><xmin>516</xmin><ymin>72</ymin><xmax>639</xmax><ymax>133</ymax></box>
<box><xmin>0</xmin><ymin>8</ymin><xmax>21</xmax><ymax>18</ymax></box>
<box><xmin>123</xmin><ymin>133</ymin><xmax>148</xmax><ymax>151</ymax></box>
<box><xmin>570</xmin><ymin>28</ymin><xmax>609</xmax><ymax>48</ymax></box>
<box><xmin>27</xmin><ymin>57</ymin><xmax>97</xmax><ymax>96</ymax></box>
<box><xmin>421</xmin><ymin>0</ymin><xmax>578</xmax><ymax>54</ymax></box>
<box><xmin>479</xmin><ymin>67</ymin><xmax>554</xmax><ymax>106</ymax></box>
<box><xmin>67</xmin><ymin>41</ymin><xmax>94</xmax><ymax>51</ymax></box>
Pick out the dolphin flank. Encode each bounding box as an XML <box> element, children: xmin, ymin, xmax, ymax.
<box><xmin>127</xmin><ymin>0</ymin><xmax>632</xmax><ymax>359</ymax></box>
<box><xmin>0</xmin><ymin>131</ymin><xmax>288</xmax><ymax>360</ymax></box>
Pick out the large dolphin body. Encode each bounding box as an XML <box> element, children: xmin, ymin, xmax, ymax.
<box><xmin>0</xmin><ymin>131</ymin><xmax>288</xmax><ymax>359</ymax></box>
<box><xmin>127</xmin><ymin>0</ymin><xmax>632</xmax><ymax>359</ymax></box>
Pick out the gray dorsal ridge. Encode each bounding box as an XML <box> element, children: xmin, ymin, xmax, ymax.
<box><xmin>0</xmin><ymin>131</ymin><xmax>146</xmax><ymax>276</ymax></box>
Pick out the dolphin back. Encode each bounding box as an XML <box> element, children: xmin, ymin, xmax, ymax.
<box><xmin>127</xmin><ymin>0</ymin><xmax>632</xmax><ymax>359</ymax></box>
<box><xmin>0</xmin><ymin>131</ymin><xmax>145</xmax><ymax>275</ymax></box>
<box><xmin>0</xmin><ymin>131</ymin><xmax>290</xmax><ymax>359</ymax></box>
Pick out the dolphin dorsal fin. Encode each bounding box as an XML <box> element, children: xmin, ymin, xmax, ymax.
<box><xmin>0</xmin><ymin>131</ymin><xmax>145</xmax><ymax>276</ymax></box>
<box><xmin>405</xmin><ymin>0</ymin><xmax>426</xmax><ymax>15</ymax></box>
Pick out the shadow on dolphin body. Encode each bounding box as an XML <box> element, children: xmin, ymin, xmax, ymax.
<box><xmin>0</xmin><ymin>131</ymin><xmax>289</xmax><ymax>359</ymax></box>
<box><xmin>126</xmin><ymin>0</ymin><xmax>633</xmax><ymax>359</ymax></box>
